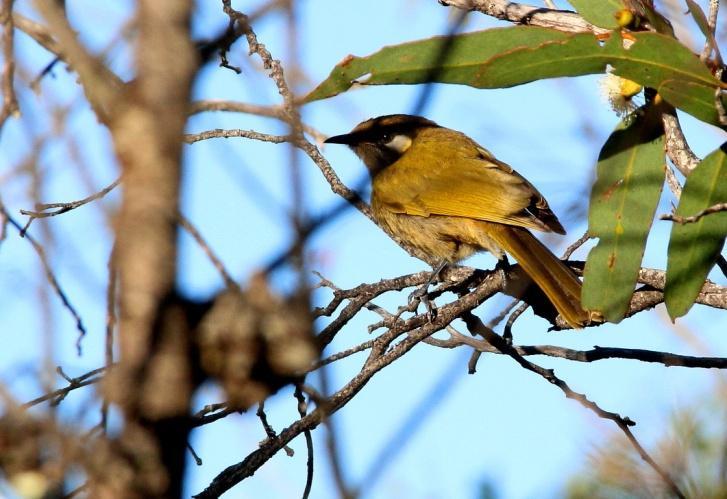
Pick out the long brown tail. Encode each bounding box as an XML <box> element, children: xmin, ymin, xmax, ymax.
<box><xmin>485</xmin><ymin>224</ymin><xmax>589</xmax><ymax>329</ymax></box>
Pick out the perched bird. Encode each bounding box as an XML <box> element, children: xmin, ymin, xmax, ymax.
<box><xmin>325</xmin><ymin>114</ymin><xmax>590</xmax><ymax>329</ymax></box>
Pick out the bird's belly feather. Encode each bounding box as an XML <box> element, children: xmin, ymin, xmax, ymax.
<box><xmin>371</xmin><ymin>199</ymin><xmax>504</xmax><ymax>265</ymax></box>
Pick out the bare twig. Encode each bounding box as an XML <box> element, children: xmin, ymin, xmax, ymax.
<box><xmin>221</xmin><ymin>0</ymin><xmax>371</xmax><ymax>223</ymax></box>
<box><xmin>699</xmin><ymin>0</ymin><xmax>720</xmax><ymax>61</ymax></box>
<box><xmin>190</xmin><ymin>100</ymin><xmax>283</xmax><ymax>118</ymax></box>
<box><xmin>468</xmin><ymin>298</ymin><xmax>521</xmax><ymax>372</ymax></box>
<box><xmin>177</xmin><ymin>212</ymin><xmax>240</xmax><ymax>292</ymax></box>
<box><xmin>355</xmin><ymin>349</ymin><xmax>468</xmax><ymax>497</ymax></box>
<box><xmin>296</xmin><ymin>139</ymin><xmax>372</xmax><ymax>221</ymax></box>
<box><xmin>22</xmin><ymin>366</ymin><xmax>107</xmax><ymax>408</ymax></box>
<box><xmin>101</xmin><ymin>245</ymin><xmax>117</xmax><ymax>432</ymax></box>
<box><xmin>309</xmin><ymin>339</ymin><xmax>377</xmax><ymax>371</ymax></box>
<box><xmin>561</xmin><ymin>231</ymin><xmax>590</xmax><ymax>260</ymax></box>
<box><xmin>188</xmin><ymin>443</ymin><xmax>203</xmax><ymax>466</ymax></box>
<box><xmin>462</xmin><ymin>312</ymin><xmax>635</xmax><ymax>425</ymax></box>
<box><xmin>184</xmin><ymin>128</ymin><xmax>289</xmax><ymax>144</ymax></box>
<box><xmin>0</xmin><ymin>201</ymin><xmax>87</xmax><ymax>352</ymax></box>
<box><xmin>460</xmin><ymin>312</ymin><xmax>686</xmax><ymax>498</ymax></box>
<box><xmin>221</xmin><ymin>1</ymin><xmax>296</xmax><ymax>115</ymax></box>
<box><xmin>433</xmin><ymin>328</ymin><xmax>727</xmax><ymax>369</ymax></box>
<box><xmin>0</xmin><ymin>0</ymin><xmax>19</xmax><ymax>129</ymax></box>
<box><xmin>664</xmin><ymin>163</ymin><xmax>683</xmax><ymax>199</ymax></box>
<box><xmin>191</xmin><ymin>403</ymin><xmax>240</xmax><ymax>428</ymax></box>
<box><xmin>194</xmin><ymin>271</ymin><xmax>504</xmax><ymax>498</ymax></box>
<box><xmin>189</xmin><ymin>100</ymin><xmax>326</xmax><ymax>142</ymax></box>
<box><xmin>294</xmin><ymin>386</ymin><xmax>314</xmax><ymax>499</ymax></box>
<box><xmin>502</xmin><ymin>301</ymin><xmax>530</xmax><ymax>343</ymax></box>
<box><xmin>317</xmin><ymin>362</ymin><xmax>352</xmax><ymax>499</ymax></box>
<box><xmin>662</xmin><ymin>113</ymin><xmax>700</xmax><ymax>176</ymax></box>
<box><xmin>19</xmin><ymin>177</ymin><xmax>120</xmax><ymax>231</ymax></box>
<box><xmin>256</xmin><ymin>401</ymin><xmax>294</xmax><ymax>457</ymax></box>
<box><xmin>436</xmin><ymin>0</ymin><xmax>609</xmax><ymax>35</ymax></box>
<box><xmin>661</xmin><ymin>202</ymin><xmax>727</xmax><ymax>224</ymax></box>
<box><xmin>31</xmin><ymin>1</ymin><xmax>122</xmax><ymax>123</ymax></box>
<box><xmin>618</xmin><ymin>424</ymin><xmax>686</xmax><ymax>499</ymax></box>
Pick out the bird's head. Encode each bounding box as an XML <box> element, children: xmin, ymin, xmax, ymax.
<box><xmin>325</xmin><ymin>114</ymin><xmax>440</xmax><ymax>176</ymax></box>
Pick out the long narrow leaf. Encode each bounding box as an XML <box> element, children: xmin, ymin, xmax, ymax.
<box><xmin>304</xmin><ymin>27</ymin><xmax>570</xmax><ymax>103</ymax></box>
<box><xmin>583</xmin><ymin>104</ymin><xmax>666</xmax><ymax>323</ymax></box>
<box><xmin>305</xmin><ymin>28</ymin><xmax>723</xmax><ymax>126</ymax></box>
<box><xmin>480</xmin><ymin>31</ymin><xmax>717</xmax><ymax>94</ymax></box>
<box><xmin>665</xmin><ymin>144</ymin><xmax>727</xmax><ymax>319</ymax></box>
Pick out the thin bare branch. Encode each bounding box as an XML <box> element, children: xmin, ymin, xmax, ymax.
<box><xmin>436</xmin><ymin>0</ymin><xmax>608</xmax><ymax>35</ymax></box>
<box><xmin>177</xmin><ymin>212</ymin><xmax>240</xmax><ymax>292</ymax></box>
<box><xmin>0</xmin><ymin>0</ymin><xmax>19</xmax><ymax>129</ymax></box>
<box><xmin>22</xmin><ymin>366</ymin><xmax>108</xmax><ymax>408</ymax></box>
<box><xmin>19</xmin><ymin>177</ymin><xmax>120</xmax><ymax>229</ymax></box>
<box><xmin>256</xmin><ymin>401</ymin><xmax>295</xmax><ymax>457</ymax></box>
<box><xmin>294</xmin><ymin>386</ymin><xmax>315</xmax><ymax>499</ymax></box>
<box><xmin>101</xmin><ymin>244</ymin><xmax>117</xmax><ymax>432</ymax></box>
<box><xmin>184</xmin><ymin>128</ymin><xmax>289</xmax><ymax>144</ymax></box>
<box><xmin>31</xmin><ymin>0</ymin><xmax>121</xmax><ymax>123</ymax></box>
<box><xmin>661</xmin><ymin>202</ymin><xmax>727</xmax><ymax>224</ymax></box>
<box><xmin>561</xmin><ymin>231</ymin><xmax>590</xmax><ymax>260</ymax></box>
<box><xmin>189</xmin><ymin>100</ymin><xmax>326</xmax><ymax>142</ymax></box>
<box><xmin>662</xmin><ymin>112</ymin><xmax>700</xmax><ymax>176</ymax></box>
<box><xmin>460</xmin><ymin>312</ymin><xmax>685</xmax><ymax>499</ymax></box>
<box><xmin>191</xmin><ymin>403</ymin><xmax>240</xmax><ymax>428</ymax></box>
<box><xmin>699</xmin><ymin>0</ymin><xmax>721</xmax><ymax>61</ymax></box>
<box><xmin>434</xmin><ymin>328</ymin><xmax>727</xmax><ymax>369</ymax></box>
<box><xmin>194</xmin><ymin>271</ymin><xmax>504</xmax><ymax>498</ymax></box>
<box><xmin>0</xmin><ymin>200</ymin><xmax>87</xmax><ymax>351</ymax></box>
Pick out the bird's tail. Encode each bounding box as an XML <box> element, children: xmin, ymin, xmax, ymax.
<box><xmin>485</xmin><ymin>224</ymin><xmax>590</xmax><ymax>329</ymax></box>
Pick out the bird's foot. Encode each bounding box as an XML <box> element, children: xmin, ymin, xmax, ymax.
<box><xmin>494</xmin><ymin>255</ymin><xmax>511</xmax><ymax>276</ymax></box>
<box><xmin>407</xmin><ymin>283</ymin><xmax>438</xmax><ymax>322</ymax></box>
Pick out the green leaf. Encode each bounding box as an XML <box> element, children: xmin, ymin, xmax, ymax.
<box><xmin>569</xmin><ymin>0</ymin><xmax>624</xmax><ymax>29</ymax></box>
<box><xmin>665</xmin><ymin>144</ymin><xmax>727</xmax><ymax>319</ymax></box>
<box><xmin>303</xmin><ymin>27</ymin><xmax>573</xmax><ymax>103</ymax></box>
<box><xmin>684</xmin><ymin>0</ymin><xmax>722</xmax><ymax>65</ymax></box>
<box><xmin>658</xmin><ymin>79</ymin><xmax>727</xmax><ymax>126</ymax></box>
<box><xmin>305</xmin><ymin>28</ymin><xmax>723</xmax><ymax>126</ymax></box>
<box><xmin>479</xmin><ymin>31</ymin><xmax>723</xmax><ymax>125</ymax></box>
<box><xmin>582</xmin><ymin>104</ymin><xmax>666</xmax><ymax>323</ymax></box>
<box><xmin>685</xmin><ymin>0</ymin><xmax>712</xmax><ymax>40</ymax></box>
<box><xmin>481</xmin><ymin>31</ymin><xmax>717</xmax><ymax>91</ymax></box>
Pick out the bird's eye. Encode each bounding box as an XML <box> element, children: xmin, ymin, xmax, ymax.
<box><xmin>380</xmin><ymin>133</ymin><xmax>391</xmax><ymax>143</ymax></box>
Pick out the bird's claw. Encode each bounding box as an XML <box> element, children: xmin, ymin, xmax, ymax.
<box><xmin>408</xmin><ymin>284</ymin><xmax>437</xmax><ymax>322</ymax></box>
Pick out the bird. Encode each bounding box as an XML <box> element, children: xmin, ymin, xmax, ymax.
<box><xmin>325</xmin><ymin>114</ymin><xmax>591</xmax><ymax>329</ymax></box>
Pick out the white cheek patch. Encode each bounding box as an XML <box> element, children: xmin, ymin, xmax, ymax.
<box><xmin>384</xmin><ymin>134</ymin><xmax>412</xmax><ymax>153</ymax></box>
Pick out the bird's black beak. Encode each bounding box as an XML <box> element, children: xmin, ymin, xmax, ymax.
<box><xmin>324</xmin><ymin>133</ymin><xmax>356</xmax><ymax>145</ymax></box>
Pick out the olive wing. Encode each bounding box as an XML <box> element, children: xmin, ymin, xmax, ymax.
<box><xmin>373</xmin><ymin>137</ymin><xmax>565</xmax><ymax>234</ymax></box>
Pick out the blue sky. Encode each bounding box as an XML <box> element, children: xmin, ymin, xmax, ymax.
<box><xmin>1</xmin><ymin>1</ymin><xmax>726</xmax><ymax>498</ymax></box>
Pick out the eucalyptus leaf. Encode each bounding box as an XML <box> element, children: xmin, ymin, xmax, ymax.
<box><xmin>480</xmin><ymin>31</ymin><xmax>717</xmax><ymax>92</ymax></box>
<box><xmin>665</xmin><ymin>144</ymin><xmax>727</xmax><ymax>319</ymax></box>
<box><xmin>306</xmin><ymin>28</ymin><xmax>724</xmax><ymax>126</ymax></box>
<box><xmin>583</xmin><ymin>104</ymin><xmax>666</xmax><ymax>323</ymax></box>
<box><xmin>569</xmin><ymin>0</ymin><xmax>624</xmax><ymax>29</ymax></box>
<box><xmin>304</xmin><ymin>27</ymin><xmax>570</xmax><ymax>103</ymax></box>
<box><xmin>658</xmin><ymin>80</ymin><xmax>727</xmax><ymax>126</ymax></box>
<box><xmin>685</xmin><ymin>0</ymin><xmax>712</xmax><ymax>40</ymax></box>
